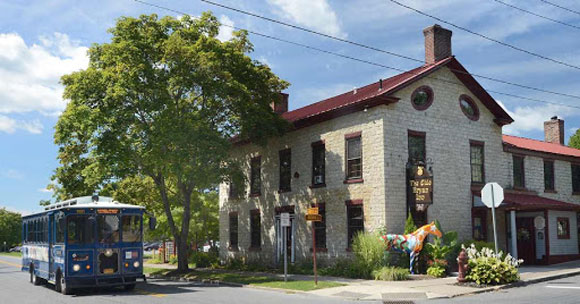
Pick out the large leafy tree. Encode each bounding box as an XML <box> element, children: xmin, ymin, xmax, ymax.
<box><xmin>569</xmin><ymin>129</ymin><xmax>580</xmax><ymax>149</ymax></box>
<box><xmin>54</xmin><ymin>13</ymin><xmax>289</xmax><ymax>271</ymax></box>
<box><xmin>0</xmin><ymin>208</ymin><xmax>22</xmax><ymax>249</ymax></box>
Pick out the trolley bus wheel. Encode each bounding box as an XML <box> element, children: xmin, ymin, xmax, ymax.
<box><xmin>124</xmin><ymin>284</ymin><xmax>136</xmax><ymax>291</ymax></box>
<box><xmin>56</xmin><ymin>272</ymin><xmax>71</xmax><ymax>295</ymax></box>
<box><xmin>30</xmin><ymin>265</ymin><xmax>41</xmax><ymax>286</ymax></box>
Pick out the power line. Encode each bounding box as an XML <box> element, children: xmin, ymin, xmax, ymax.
<box><xmin>388</xmin><ymin>0</ymin><xmax>580</xmax><ymax>71</ymax></box>
<box><xmin>199</xmin><ymin>0</ymin><xmax>580</xmax><ymax>101</ymax></box>
<box><xmin>539</xmin><ymin>0</ymin><xmax>580</xmax><ymax>17</ymax></box>
<box><xmin>131</xmin><ymin>0</ymin><xmax>580</xmax><ymax>111</ymax></box>
<box><xmin>492</xmin><ymin>0</ymin><xmax>580</xmax><ymax>30</ymax></box>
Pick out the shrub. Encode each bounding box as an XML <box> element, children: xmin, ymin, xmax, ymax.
<box><xmin>424</xmin><ymin>224</ymin><xmax>458</xmax><ymax>276</ymax></box>
<box><xmin>463</xmin><ymin>244</ymin><xmax>522</xmax><ymax>285</ymax></box>
<box><xmin>351</xmin><ymin>231</ymin><xmax>385</xmax><ymax>276</ymax></box>
<box><xmin>168</xmin><ymin>254</ymin><xmax>178</xmax><ymax>265</ymax></box>
<box><xmin>372</xmin><ymin>266</ymin><xmax>410</xmax><ymax>281</ymax></box>
<box><xmin>319</xmin><ymin>257</ymin><xmax>368</xmax><ymax>279</ymax></box>
<box><xmin>188</xmin><ymin>251</ymin><xmax>219</xmax><ymax>268</ymax></box>
<box><xmin>426</xmin><ymin>265</ymin><xmax>446</xmax><ymax>278</ymax></box>
<box><xmin>461</xmin><ymin>240</ymin><xmax>495</xmax><ymax>252</ymax></box>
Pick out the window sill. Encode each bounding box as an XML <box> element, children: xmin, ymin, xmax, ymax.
<box><xmin>309</xmin><ymin>247</ymin><xmax>328</xmax><ymax>253</ymax></box>
<box><xmin>248</xmin><ymin>247</ymin><xmax>262</xmax><ymax>252</ymax></box>
<box><xmin>309</xmin><ymin>183</ymin><xmax>326</xmax><ymax>189</ymax></box>
<box><xmin>557</xmin><ymin>236</ymin><xmax>570</xmax><ymax>240</ymax></box>
<box><xmin>344</xmin><ymin>178</ymin><xmax>364</xmax><ymax>184</ymax></box>
<box><xmin>278</xmin><ymin>189</ymin><xmax>291</xmax><ymax>194</ymax></box>
<box><xmin>544</xmin><ymin>189</ymin><xmax>557</xmax><ymax>194</ymax></box>
<box><xmin>228</xmin><ymin>246</ymin><xmax>239</xmax><ymax>252</ymax></box>
<box><xmin>249</xmin><ymin>193</ymin><xmax>261</xmax><ymax>198</ymax></box>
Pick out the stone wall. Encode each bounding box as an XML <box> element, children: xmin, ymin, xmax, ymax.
<box><xmin>219</xmin><ymin>66</ymin><xmax>515</xmax><ymax>264</ymax></box>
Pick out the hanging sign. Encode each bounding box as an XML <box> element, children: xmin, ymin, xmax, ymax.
<box><xmin>307</xmin><ymin>207</ymin><xmax>319</xmax><ymax>215</ymax></box>
<box><xmin>409</xmin><ymin>165</ymin><xmax>433</xmax><ymax>204</ymax></box>
<box><xmin>305</xmin><ymin>214</ymin><xmax>322</xmax><ymax>222</ymax></box>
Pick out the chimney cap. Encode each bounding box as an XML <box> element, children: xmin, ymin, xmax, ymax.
<box><xmin>551</xmin><ymin>116</ymin><xmax>558</xmax><ymax>120</ymax></box>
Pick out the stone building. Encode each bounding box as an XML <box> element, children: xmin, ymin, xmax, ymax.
<box><xmin>218</xmin><ymin>24</ymin><xmax>580</xmax><ymax>266</ymax></box>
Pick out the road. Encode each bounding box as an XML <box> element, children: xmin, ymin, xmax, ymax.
<box><xmin>418</xmin><ymin>274</ymin><xmax>580</xmax><ymax>304</ymax></box>
<box><xmin>0</xmin><ymin>255</ymin><xmax>371</xmax><ymax>304</ymax></box>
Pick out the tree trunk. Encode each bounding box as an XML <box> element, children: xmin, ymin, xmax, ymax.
<box><xmin>177</xmin><ymin>182</ymin><xmax>193</xmax><ymax>272</ymax></box>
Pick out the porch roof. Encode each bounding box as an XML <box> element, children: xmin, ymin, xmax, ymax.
<box><xmin>500</xmin><ymin>192</ymin><xmax>580</xmax><ymax>211</ymax></box>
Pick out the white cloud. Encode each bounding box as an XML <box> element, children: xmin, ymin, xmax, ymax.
<box><xmin>498</xmin><ymin>100</ymin><xmax>580</xmax><ymax>136</ymax></box>
<box><xmin>217</xmin><ymin>15</ymin><xmax>235</xmax><ymax>42</ymax></box>
<box><xmin>0</xmin><ymin>32</ymin><xmax>88</xmax><ymax>134</ymax></box>
<box><xmin>267</xmin><ymin>0</ymin><xmax>346</xmax><ymax>38</ymax></box>
<box><xmin>0</xmin><ymin>169</ymin><xmax>24</xmax><ymax>180</ymax></box>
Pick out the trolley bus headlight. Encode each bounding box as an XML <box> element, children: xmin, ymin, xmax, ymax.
<box><xmin>73</xmin><ymin>264</ymin><xmax>81</xmax><ymax>272</ymax></box>
<box><xmin>133</xmin><ymin>261</ymin><xmax>140</xmax><ymax>268</ymax></box>
<box><xmin>104</xmin><ymin>249</ymin><xmax>113</xmax><ymax>257</ymax></box>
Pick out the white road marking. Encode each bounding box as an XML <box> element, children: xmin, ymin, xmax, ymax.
<box><xmin>546</xmin><ymin>285</ymin><xmax>580</xmax><ymax>289</ymax></box>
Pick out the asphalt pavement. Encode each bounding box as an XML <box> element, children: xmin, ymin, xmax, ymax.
<box><xmin>417</xmin><ymin>274</ymin><xmax>580</xmax><ymax>304</ymax></box>
<box><xmin>0</xmin><ymin>255</ymin><xmax>373</xmax><ymax>304</ymax></box>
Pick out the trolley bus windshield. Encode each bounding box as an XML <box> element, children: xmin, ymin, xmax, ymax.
<box><xmin>97</xmin><ymin>215</ymin><xmax>120</xmax><ymax>243</ymax></box>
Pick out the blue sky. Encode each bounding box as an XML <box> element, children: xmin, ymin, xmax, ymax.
<box><xmin>1</xmin><ymin>0</ymin><xmax>580</xmax><ymax>214</ymax></box>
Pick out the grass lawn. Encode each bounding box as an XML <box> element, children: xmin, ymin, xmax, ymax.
<box><xmin>144</xmin><ymin>267</ymin><xmax>345</xmax><ymax>291</ymax></box>
<box><xmin>0</xmin><ymin>252</ymin><xmax>22</xmax><ymax>257</ymax></box>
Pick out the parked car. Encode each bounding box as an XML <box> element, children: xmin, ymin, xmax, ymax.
<box><xmin>144</xmin><ymin>242</ymin><xmax>160</xmax><ymax>251</ymax></box>
<box><xmin>9</xmin><ymin>246</ymin><xmax>21</xmax><ymax>252</ymax></box>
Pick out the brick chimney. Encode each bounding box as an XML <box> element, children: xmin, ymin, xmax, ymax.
<box><xmin>271</xmin><ymin>93</ymin><xmax>289</xmax><ymax>114</ymax></box>
<box><xmin>423</xmin><ymin>24</ymin><xmax>452</xmax><ymax>64</ymax></box>
<box><xmin>544</xmin><ymin>116</ymin><xmax>565</xmax><ymax>145</ymax></box>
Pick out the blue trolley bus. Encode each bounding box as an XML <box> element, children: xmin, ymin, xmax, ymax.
<box><xmin>21</xmin><ymin>195</ymin><xmax>155</xmax><ymax>294</ymax></box>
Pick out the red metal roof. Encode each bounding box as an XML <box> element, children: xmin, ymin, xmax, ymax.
<box><xmin>503</xmin><ymin>134</ymin><xmax>580</xmax><ymax>159</ymax></box>
<box><xmin>501</xmin><ymin>192</ymin><xmax>580</xmax><ymax>211</ymax></box>
<box><xmin>281</xmin><ymin>56</ymin><xmax>513</xmax><ymax>127</ymax></box>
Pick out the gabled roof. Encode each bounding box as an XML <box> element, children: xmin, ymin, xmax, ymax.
<box><xmin>281</xmin><ymin>56</ymin><xmax>513</xmax><ymax>129</ymax></box>
<box><xmin>503</xmin><ymin>134</ymin><xmax>580</xmax><ymax>159</ymax></box>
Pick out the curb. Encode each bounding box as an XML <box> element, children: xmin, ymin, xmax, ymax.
<box><xmin>147</xmin><ymin>274</ymin><xmax>312</xmax><ymax>295</ymax></box>
<box><xmin>447</xmin><ymin>270</ymin><xmax>580</xmax><ymax>298</ymax></box>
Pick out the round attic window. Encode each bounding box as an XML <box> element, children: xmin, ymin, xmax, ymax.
<box><xmin>411</xmin><ymin>86</ymin><xmax>433</xmax><ymax>110</ymax></box>
<box><xmin>459</xmin><ymin>95</ymin><xmax>479</xmax><ymax>121</ymax></box>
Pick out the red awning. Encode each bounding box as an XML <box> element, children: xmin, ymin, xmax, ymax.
<box><xmin>500</xmin><ymin>192</ymin><xmax>580</xmax><ymax>211</ymax></box>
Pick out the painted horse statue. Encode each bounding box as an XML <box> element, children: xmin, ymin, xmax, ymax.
<box><xmin>381</xmin><ymin>221</ymin><xmax>442</xmax><ymax>274</ymax></box>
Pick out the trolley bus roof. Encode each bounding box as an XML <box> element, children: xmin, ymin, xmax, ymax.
<box><xmin>23</xmin><ymin>196</ymin><xmax>144</xmax><ymax>218</ymax></box>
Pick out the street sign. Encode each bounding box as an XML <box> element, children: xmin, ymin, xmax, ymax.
<box><xmin>281</xmin><ymin>212</ymin><xmax>290</xmax><ymax>227</ymax></box>
<box><xmin>481</xmin><ymin>182</ymin><xmax>504</xmax><ymax>254</ymax></box>
<box><xmin>307</xmin><ymin>207</ymin><xmax>319</xmax><ymax>215</ymax></box>
<box><xmin>481</xmin><ymin>182</ymin><xmax>504</xmax><ymax>208</ymax></box>
<box><xmin>305</xmin><ymin>214</ymin><xmax>323</xmax><ymax>222</ymax></box>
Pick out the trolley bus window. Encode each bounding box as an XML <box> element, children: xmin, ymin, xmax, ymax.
<box><xmin>67</xmin><ymin>215</ymin><xmax>94</xmax><ymax>244</ymax></box>
<box><xmin>122</xmin><ymin>215</ymin><xmax>142</xmax><ymax>242</ymax></box>
<box><xmin>98</xmin><ymin>215</ymin><xmax>120</xmax><ymax>243</ymax></box>
<box><xmin>56</xmin><ymin>216</ymin><xmax>65</xmax><ymax>243</ymax></box>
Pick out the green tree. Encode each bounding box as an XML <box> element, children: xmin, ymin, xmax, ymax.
<box><xmin>569</xmin><ymin>129</ymin><xmax>580</xmax><ymax>149</ymax></box>
<box><xmin>404</xmin><ymin>212</ymin><xmax>417</xmax><ymax>234</ymax></box>
<box><xmin>0</xmin><ymin>208</ymin><xmax>22</xmax><ymax>249</ymax></box>
<box><xmin>53</xmin><ymin>13</ymin><xmax>289</xmax><ymax>271</ymax></box>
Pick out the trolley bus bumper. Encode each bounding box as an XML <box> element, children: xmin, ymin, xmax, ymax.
<box><xmin>66</xmin><ymin>274</ymin><xmax>147</xmax><ymax>288</ymax></box>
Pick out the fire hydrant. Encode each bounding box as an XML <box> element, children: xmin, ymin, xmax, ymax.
<box><xmin>457</xmin><ymin>249</ymin><xmax>468</xmax><ymax>282</ymax></box>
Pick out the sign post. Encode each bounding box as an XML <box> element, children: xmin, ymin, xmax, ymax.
<box><xmin>481</xmin><ymin>182</ymin><xmax>504</xmax><ymax>255</ymax></box>
<box><xmin>280</xmin><ymin>213</ymin><xmax>290</xmax><ymax>282</ymax></box>
<box><xmin>306</xmin><ymin>207</ymin><xmax>322</xmax><ymax>286</ymax></box>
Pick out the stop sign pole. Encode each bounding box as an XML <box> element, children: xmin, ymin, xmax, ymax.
<box><xmin>481</xmin><ymin>182</ymin><xmax>504</xmax><ymax>255</ymax></box>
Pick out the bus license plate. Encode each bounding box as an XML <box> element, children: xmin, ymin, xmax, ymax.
<box><xmin>104</xmin><ymin>268</ymin><xmax>114</xmax><ymax>274</ymax></box>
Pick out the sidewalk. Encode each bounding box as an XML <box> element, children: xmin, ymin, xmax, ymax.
<box><xmin>144</xmin><ymin>260</ymin><xmax>580</xmax><ymax>301</ymax></box>
<box><xmin>309</xmin><ymin>260</ymin><xmax>580</xmax><ymax>301</ymax></box>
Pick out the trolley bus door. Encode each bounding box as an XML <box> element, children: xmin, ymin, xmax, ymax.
<box><xmin>48</xmin><ymin>214</ymin><xmax>54</xmax><ymax>281</ymax></box>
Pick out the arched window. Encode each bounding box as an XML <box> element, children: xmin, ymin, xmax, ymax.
<box><xmin>459</xmin><ymin>95</ymin><xmax>479</xmax><ymax>121</ymax></box>
<box><xmin>411</xmin><ymin>86</ymin><xmax>434</xmax><ymax>110</ymax></box>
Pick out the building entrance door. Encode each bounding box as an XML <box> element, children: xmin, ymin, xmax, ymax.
<box><xmin>275</xmin><ymin>210</ymin><xmax>295</xmax><ymax>264</ymax></box>
<box><xmin>516</xmin><ymin>217</ymin><xmax>536</xmax><ymax>265</ymax></box>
